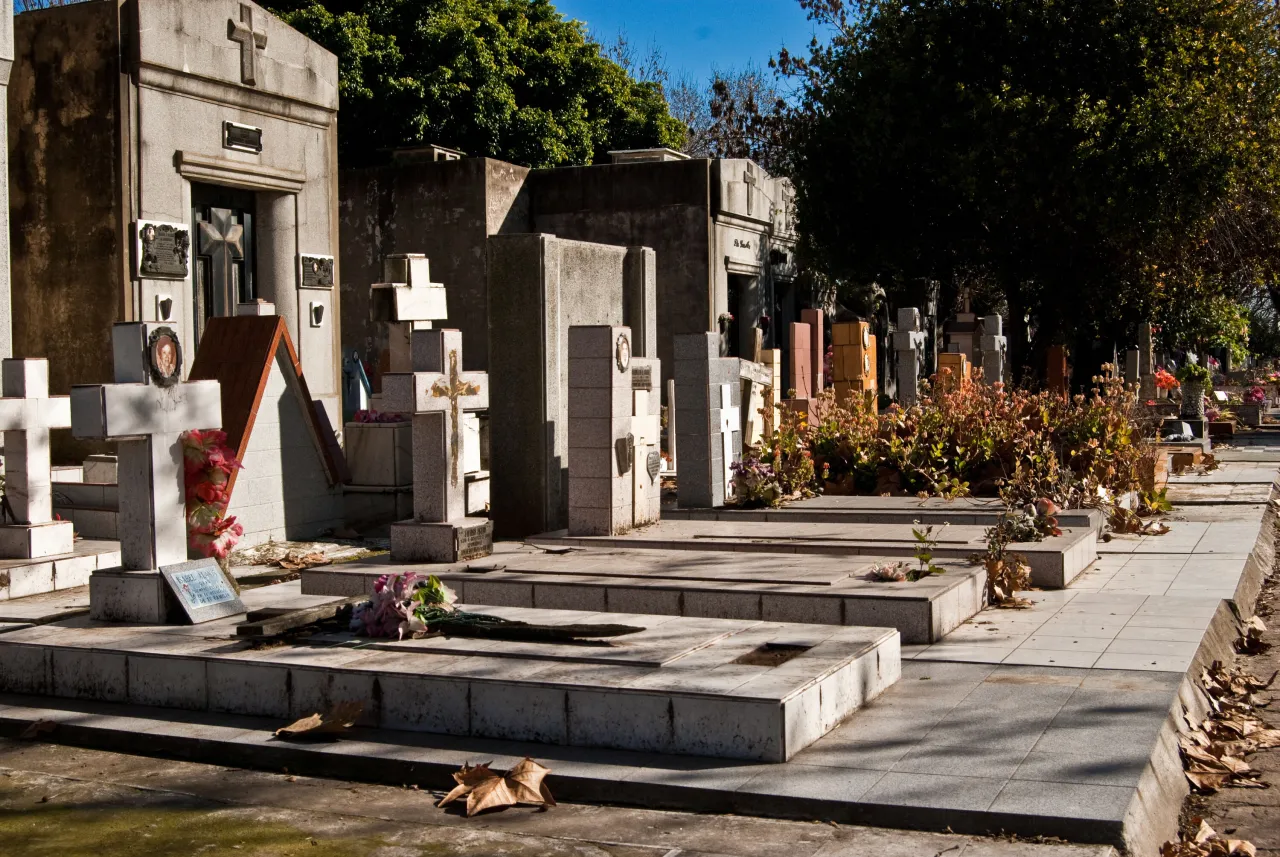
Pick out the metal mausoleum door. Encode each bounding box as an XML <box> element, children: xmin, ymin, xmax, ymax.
<box><xmin>192</xmin><ymin>187</ymin><xmax>255</xmax><ymax>343</ymax></box>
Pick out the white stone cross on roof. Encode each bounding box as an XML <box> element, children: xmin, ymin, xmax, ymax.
<box><xmin>382</xmin><ymin>329</ymin><xmax>488</xmax><ymax>524</ymax></box>
<box><xmin>71</xmin><ymin>324</ymin><xmax>223</xmax><ymax>571</ymax></box>
<box><xmin>0</xmin><ymin>360</ymin><xmax>70</xmax><ymax>527</ymax></box>
<box><xmin>229</xmin><ymin>3</ymin><xmax>269</xmax><ymax>86</ymax></box>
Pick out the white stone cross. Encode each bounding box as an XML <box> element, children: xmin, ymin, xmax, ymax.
<box><xmin>228</xmin><ymin>3</ymin><xmax>268</xmax><ymax>86</ymax></box>
<box><xmin>371</xmin><ymin>254</ymin><xmax>449</xmax><ymax>374</ymax></box>
<box><xmin>71</xmin><ymin>324</ymin><xmax>222</xmax><ymax>571</ymax></box>
<box><xmin>0</xmin><ymin>360</ymin><xmax>70</xmax><ymax>525</ymax></box>
<box><xmin>718</xmin><ymin>383</ymin><xmax>740</xmax><ymax>502</ymax></box>
<box><xmin>382</xmin><ymin>329</ymin><xmax>488</xmax><ymax>524</ymax></box>
<box><xmin>0</xmin><ymin>359</ymin><xmax>75</xmax><ymax>558</ymax></box>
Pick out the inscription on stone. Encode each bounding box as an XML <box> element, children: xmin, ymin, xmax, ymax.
<box><xmin>223</xmin><ymin>121</ymin><xmax>263</xmax><ymax>154</ymax></box>
<box><xmin>456</xmin><ymin>521</ymin><xmax>494</xmax><ymax>562</ymax></box>
<box><xmin>161</xmin><ymin>558</ymin><xmax>245</xmax><ymax>624</ymax></box>
<box><xmin>300</xmin><ymin>254</ymin><xmax>334</xmax><ymax>289</ymax></box>
<box><xmin>646</xmin><ymin>449</ymin><xmax>661</xmax><ymax>482</ymax></box>
<box><xmin>136</xmin><ymin>220</ymin><xmax>191</xmax><ymax>280</ymax></box>
<box><xmin>616</xmin><ymin>433</ymin><xmax>635</xmax><ymax>475</ymax></box>
<box><xmin>632</xmin><ymin>365</ymin><xmax>653</xmax><ymax>391</ymax></box>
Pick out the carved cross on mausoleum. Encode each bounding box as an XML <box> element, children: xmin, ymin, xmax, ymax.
<box><xmin>228</xmin><ymin>3</ymin><xmax>268</xmax><ymax>86</ymax></box>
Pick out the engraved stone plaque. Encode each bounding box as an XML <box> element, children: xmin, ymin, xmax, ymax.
<box><xmin>300</xmin><ymin>254</ymin><xmax>334</xmax><ymax>289</ymax></box>
<box><xmin>646</xmin><ymin>449</ymin><xmax>661</xmax><ymax>482</ymax></box>
<box><xmin>632</xmin><ymin>364</ymin><xmax>653</xmax><ymax>391</ymax></box>
<box><xmin>223</xmin><ymin>121</ymin><xmax>263</xmax><ymax>154</ymax></box>
<box><xmin>136</xmin><ymin>220</ymin><xmax>191</xmax><ymax>280</ymax></box>
<box><xmin>456</xmin><ymin>520</ymin><xmax>494</xmax><ymax>561</ymax></box>
<box><xmin>161</xmin><ymin>558</ymin><xmax>245</xmax><ymax>624</ymax></box>
<box><xmin>616</xmin><ymin>434</ymin><xmax>634</xmax><ymax>475</ymax></box>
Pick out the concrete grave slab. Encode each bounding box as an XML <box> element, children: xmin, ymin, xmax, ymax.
<box><xmin>0</xmin><ymin>591</ymin><xmax>900</xmax><ymax>762</ymax></box>
<box><xmin>532</xmin><ymin>519</ymin><xmax>1098</xmax><ymax>589</ymax></box>
<box><xmin>301</xmin><ymin>545</ymin><xmax>988</xmax><ymax>643</ymax></box>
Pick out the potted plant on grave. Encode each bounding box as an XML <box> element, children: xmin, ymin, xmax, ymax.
<box><xmin>1175</xmin><ymin>360</ymin><xmax>1212</xmax><ymax>420</ymax></box>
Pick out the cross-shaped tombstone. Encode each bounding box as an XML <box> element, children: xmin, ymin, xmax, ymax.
<box><xmin>0</xmin><ymin>359</ymin><xmax>73</xmax><ymax>558</ymax></box>
<box><xmin>382</xmin><ymin>329</ymin><xmax>492</xmax><ymax>561</ymax></box>
<box><xmin>228</xmin><ymin>2</ymin><xmax>268</xmax><ymax>86</ymax></box>
<box><xmin>371</xmin><ymin>254</ymin><xmax>449</xmax><ymax>375</ymax></box>
<box><xmin>979</xmin><ymin>314</ymin><xmax>1007</xmax><ymax>385</ymax></box>
<box><xmin>71</xmin><ymin>324</ymin><xmax>223</xmax><ymax>575</ymax></box>
<box><xmin>894</xmin><ymin>307</ymin><xmax>927</xmax><ymax>405</ymax></box>
<box><xmin>743</xmin><ymin>166</ymin><xmax>758</xmax><ymax>216</ymax></box>
<box><xmin>717</xmin><ymin>383</ymin><xmax>741</xmax><ymax>503</ymax></box>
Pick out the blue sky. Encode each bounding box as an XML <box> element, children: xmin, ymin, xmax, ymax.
<box><xmin>556</xmin><ymin>0</ymin><xmax>824</xmax><ymax>84</ymax></box>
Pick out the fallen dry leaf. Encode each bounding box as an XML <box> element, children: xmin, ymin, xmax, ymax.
<box><xmin>272</xmin><ymin>550</ymin><xmax>332</xmax><ymax>571</ymax></box>
<box><xmin>1237</xmin><ymin>617</ymin><xmax>1269</xmax><ymax>655</ymax></box>
<box><xmin>19</xmin><ymin>719</ymin><xmax>57</xmax><ymax>740</ymax></box>
<box><xmin>273</xmin><ymin>701</ymin><xmax>362</xmax><ymax>739</ymax></box>
<box><xmin>1163</xmin><ymin>819</ymin><xmax>1257</xmax><ymax>857</ymax></box>
<box><xmin>438</xmin><ymin>759</ymin><xmax>555</xmax><ymax>817</ymax></box>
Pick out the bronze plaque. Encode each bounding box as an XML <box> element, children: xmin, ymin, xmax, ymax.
<box><xmin>148</xmin><ymin>325</ymin><xmax>183</xmax><ymax>387</ymax></box>
<box><xmin>632</xmin><ymin>365</ymin><xmax>653</xmax><ymax>391</ymax></box>
<box><xmin>223</xmin><ymin>121</ymin><xmax>263</xmax><ymax>154</ymax></box>
<box><xmin>300</xmin><ymin>254</ymin><xmax>334</xmax><ymax>289</ymax></box>
<box><xmin>138</xmin><ymin>221</ymin><xmax>190</xmax><ymax>279</ymax></box>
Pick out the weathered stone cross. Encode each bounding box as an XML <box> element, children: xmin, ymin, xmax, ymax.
<box><xmin>382</xmin><ymin>329</ymin><xmax>488</xmax><ymax>523</ymax></box>
<box><xmin>0</xmin><ymin>359</ymin><xmax>73</xmax><ymax>558</ymax></box>
<box><xmin>71</xmin><ymin>324</ymin><xmax>223</xmax><ymax>571</ymax></box>
<box><xmin>743</xmin><ymin>166</ymin><xmax>758</xmax><ymax>216</ymax></box>
<box><xmin>370</xmin><ymin>254</ymin><xmax>449</xmax><ymax>374</ymax></box>
<box><xmin>717</xmin><ymin>383</ymin><xmax>740</xmax><ymax>503</ymax></box>
<box><xmin>228</xmin><ymin>3</ymin><xmax>268</xmax><ymax>87</ymax></box>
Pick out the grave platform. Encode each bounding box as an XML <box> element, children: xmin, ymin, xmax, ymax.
<box><xmin>664</xmin><ymin>495</ymin><xmax>1104</xmax><ymax>536</ymax></box>
<box><xmin>0</xmin><ymin>585</ymin><xmax>900</xmax><ymax>762</ymax></box>
<box><xmin>0</xmin><ymin>539</ymin><xmax>120</xmax><ymax>601</ymax></box>
<box><xmin>532</xmin><ymin>520</ymin><xmax>1098</xmax><ymax>589</ymax></box>
<box><xmin>301</xmin><ymin>545</ymin><xmax>987</xmax><ymax>643</ymax></box>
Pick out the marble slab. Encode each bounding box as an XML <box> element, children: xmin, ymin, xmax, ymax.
<box><xmin>301</xmin><ymin>547</ymin><xmax>988</xmax><ymax>643</ymax></box>
<box><xmin>0</xmin><ymin>591</ymin><xmax>900</xmax><ymax>762</ymax></box>
<box><xmin>532</xmin><ymin>520</ymin><xmax>1098</xmax><ymax>589</ymax></box>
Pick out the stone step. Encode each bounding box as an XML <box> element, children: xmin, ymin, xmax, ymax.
<box><xmin>0</xmin><ymin>594</ymin><xmax>900</xmax><ymax>762</ymax></box>
<box><xmin>301</xmin><ymin>546</ymin><xmax>987</xmax><ymax>644</ymax></box>
<box><xmin>0</xmin><ymin>540</ymin><xmax>120</xmax><ymax>601</ymax></box>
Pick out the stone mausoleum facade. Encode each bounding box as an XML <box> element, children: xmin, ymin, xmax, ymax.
<box><xmin>340</xmin><ymin>148</ymin><xmax>798</xmax><ymax>389</ymax></box>
<box><xmin>9</xmin><ymin>0</ymin><xmax>341</xmax><ymax>461</ymax></box>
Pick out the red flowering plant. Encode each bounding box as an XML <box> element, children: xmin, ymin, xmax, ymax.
<box><xmin>181</xmin><ymin>429</ymin><xmax>244</xmax><ymax>565</ymax></box>
<box><xmin>1243</xmin><ymin>386</ymin><xmax>1267</xmax><ymax>404</ymax></box>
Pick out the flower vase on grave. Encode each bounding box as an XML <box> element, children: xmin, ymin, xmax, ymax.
<box><xmin>1179</xmin><ymin>380</ymin><xmax>1207</xmax><ymax>420</ymax></box>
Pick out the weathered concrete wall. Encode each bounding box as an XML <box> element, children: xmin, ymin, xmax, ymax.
<box><xmin>9</xmin><ymin>2</ymin><xmax>122</xmax><ymax>463</ymax></box>
<box><xmin>338</xmin><ymin>157</ymin><xmax>529</xmax><ymax>383</ymax></box>
<box><xmin>487</xmin><ymin>234</ymin><xmax>629</xmax><ymax>538</ymax></box>
<box><xmin>526</xmin><ymin>159</ymin><xmax>713</xmax><ymax>387</ymax></box>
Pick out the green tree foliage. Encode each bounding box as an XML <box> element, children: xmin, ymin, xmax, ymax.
<box><xmin>268</xmin><ymin>0</ymin><xmax>685</xmax><ymax>167</ymax></box>
<box><xmin>782</xmin><ymin>0</ymin><xmax>1280</xmax><ymax>376</ymax></box>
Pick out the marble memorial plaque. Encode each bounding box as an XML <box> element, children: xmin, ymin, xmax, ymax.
<box><xmin>456</xmin><ymin>521</ymin><xmax>494</xmax><ymax>562</ymax></box>
<box><xmin>223</xmin><ymin>121</ymin><xmax>264</xmax><ymax>154</ymax></box>
<box><xmin>647</xmin><ymin>449</ymin><xmax>661</xmax><ymax>482</ymax></box>
<box><xmin>300</xmin><ymin>254</ymin><xmax>335</xmax><ymax>289</ymax></box>
<box><xmin>136</xmin><ymin>220</ymin><xmax>190</xmax><ymax>280</ymax></box>
<box><xmin>616</xmin><ymin>433</ymin><xmax>634</xmax><ymax>474</ymax></box>
<box><xmin>161</xmin><ymin>558</ymin><xmax>245</xmax><ymax>624</ymax></box>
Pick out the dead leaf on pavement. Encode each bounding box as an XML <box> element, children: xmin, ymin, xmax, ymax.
<box><xmin>19</xmin><ymin>719</ymin><xmax>57</xmax><ymax>740</ymax></box>
<box><xmin>272</xmin><ymin>550</ymin><xmax>332</xmax><ymax>571</ymax></box>
<box><xmin>273</xmin><ymin>701</ymin><xmax>363</xmax><ymax>739</ymax></box>
<box><xmin>437</xmin><ymin>758</ymin><xmax>555</xmax><ymax>816</ymax></box>
<box><xmin>1162</xmin><ymin>818</ymin><xmax>1257</xmax><ymax>856</ymax></box>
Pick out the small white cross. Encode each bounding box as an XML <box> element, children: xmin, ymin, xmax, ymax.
<box><xmin>382</xmin><ymin>329</ymin><xmax>488</xmax><ymax>523</ymax></box>
<box><xmin>228</xmin><ymin>3</ymin><xmax>268</xmax><ymax>86</ymax></box>
<box><xmin>371</xmin><ymin>254</ymin><xmax>449</xmax><ymax>325</ymax></box>
<box><xmin>718</xmin><ymin>383</ymin><xmax>740</xmax><ymax>502</ymax></box>
<box><xmin>0</xmin><ymin>359</ymin><xmax>71</xmax><ymax>525</ymax></box>
<box><xmin>71</xmin><ymin>324</ymin><xmax>222</xmax><ymax>571</ymax></box>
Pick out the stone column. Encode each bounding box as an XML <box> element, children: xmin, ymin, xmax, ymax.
<box><xmin>567</xmin><ymin>325</ymin><xmax>637</xmax><ymax>535</ymax></box>
<box><xmin>675</xmin><ymin>333</ymin><xmax>741</xmax><ymax>508</ymax></box>
<box><xmin>800</xmin><ymin>308</ymin><xmax>824</xmax><ymax>394</ymax></box>
<box><xmin>893</xmin><ymin>308</ymin><xmax>926</xmax><ymax>405</ymax></box>
<box><xmin>832</xmin><ymin>321</ymin><xmax>877</xmax><ymax>408</ymax></box>
<box><xmin>0</xmin><ymin>0</ymin><xmax>12</xmax><ymax>359</ymax></box>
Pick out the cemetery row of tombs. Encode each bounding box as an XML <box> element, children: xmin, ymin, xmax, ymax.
<box><xmin>0</xmin><ymin>233</ymin><xmax>1212</xmax><ymax>767</ymax></box>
